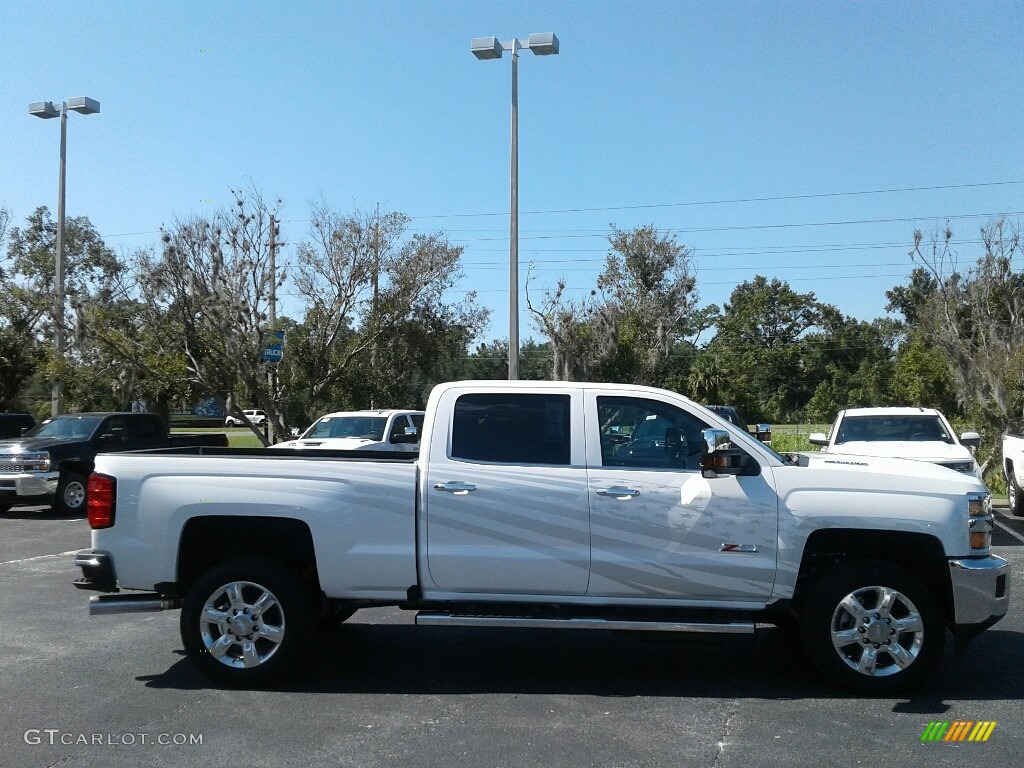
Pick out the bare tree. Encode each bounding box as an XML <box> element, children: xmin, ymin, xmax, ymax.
<box><xmin>137</xmin><ymin>187</ymin><xmax>286</xmax><ymax>443</ymax></box>
<box><xmin>908</xmin><ymin>218</ymin><xmax>1024</xmax><ymax>428</ymax></box>
<box><xmin>291</xmin><ymin>204</ymin><xmax>478</xmax><ymax>405</ymax></box>
<box><xmin>528</xmin><ymin>224</ymin><xmax>698</xmax><ymax>383</ymax></box>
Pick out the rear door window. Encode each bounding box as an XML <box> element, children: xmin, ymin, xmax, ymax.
<box><xmin>451</xmin><ymin>393</ymin><xmax>571</xmax><ymax>465</ymax></box>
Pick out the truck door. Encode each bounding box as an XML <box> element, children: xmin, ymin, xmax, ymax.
<box><xmin>584</xmin><ymin>391</ymin><xmax>778</xmax><ymax>602</ymax></box>
<box><xmin>423</xmin><ymin>389</ymin><xmax>591</xmax><ymax>595</ymax></box>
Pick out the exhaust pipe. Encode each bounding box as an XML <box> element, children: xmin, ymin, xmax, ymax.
<box><xmin>89</xmin><ymin>593</ymin><xmax>180</xmax><ymax>615</ymax></box>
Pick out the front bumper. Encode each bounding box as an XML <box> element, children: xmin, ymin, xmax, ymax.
<box><xmin>0</xmin><ymin>471</ymin><xmax>60</xmax><ymax>501</ymax></box>
<box><xmin>948</xmin><ymin>555</ymin><xmax>1010</xmax><ymax>627</ymax></box>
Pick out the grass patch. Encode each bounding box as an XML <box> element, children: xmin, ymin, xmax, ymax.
<box><xmin>172</xmin><ymin>427</ymin><xmax>267</xmax><ymax>449</ymax></box>
<box><xmin>766</xmin><ymin>424</ymin><xmax>828</xmax><ymax>454</ymax></box>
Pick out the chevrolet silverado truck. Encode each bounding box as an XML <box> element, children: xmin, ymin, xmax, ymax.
<box><xmin>0</xmin><ymin>412</ymin><xmax>227</xmax><ymax>515</ymax></box>
<box><xmin>74</xmin><ymin>381</ymin><xmax>1009</xmax><ymax>693</ymax></box>
<box><xmin>809</xmin><ymin>407</ymin><xmax>983</xmax><ymax>481</ymax></box>
<box><xmin>1002</xmin><ymin>433</ymin><xmax>1024</xmax><ymax>516</ymax></box>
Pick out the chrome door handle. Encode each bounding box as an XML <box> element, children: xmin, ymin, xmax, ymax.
<box><xmin>596</xmin><ymin>486</ymin><xmax>640</xmax><ymax>499</ymax></box>
<box><xmin>434</xmin><ymin>481</ymin><xmax>477</xmax><ymax>495</ymax></box>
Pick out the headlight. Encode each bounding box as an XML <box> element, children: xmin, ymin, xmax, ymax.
<box><xmin>947</xmin><ymin>461</ymin><xmax>976</xmax><ymax>474</ymax></box>
<box><xmin>968</xmin><ymin>492</ymin><xmax>992</xmax><ymax>552</ymax></box>
<box><xmin>968</xmin><ymin>493</ymin><xmax>991</xmax><ymax>518</ymax></box>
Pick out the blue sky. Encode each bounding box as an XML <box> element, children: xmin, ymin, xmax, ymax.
<box><xmin>3</xmin><ymin>1</ymin><xmax>1023</xmax><ymax>343</ymax></box>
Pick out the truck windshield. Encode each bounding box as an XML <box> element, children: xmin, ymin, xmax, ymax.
<box><xmin>834</xmin><ymin>415</ymin><xmax>954</xmax><ymax>444</ymax></box>
<box><xmin>302</xmin><ymin>416</ymin><xmax>388</xmax><ymax>440</ymax></box>
<box><xmin>27</xmin><ymin>415</ymin><xmax>105</xmax><ymax>439</ymax></box>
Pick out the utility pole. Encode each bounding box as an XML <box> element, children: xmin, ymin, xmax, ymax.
<box><xmin>267</xmin><ymin>214</ymin><xmax>278</xmax><ymax>442</ymax></box>
<box><xmin>370</xmin><ymin>205</ymin><xmax>379</xmax><ymax>409</ymax></box>
<box><xmin>269</xmin><ymin>214</ymin><xmax>277</xmax><ymax>325</ymax></box>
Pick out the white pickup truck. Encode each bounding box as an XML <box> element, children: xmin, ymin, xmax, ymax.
<box><xmin>274</xmin><ymin>409</ymin><xmax>423</xmax><ymax>452</ymax></box>
<box><xmin>74</xmin><ymin>381</ymin><xmax>1009</xmax><ymax>693</ymax></box>
<box><xmin>809</xmin><ymin>407</ymin><xmax>983</xmax><ymax>481</ymax></box>
<box><xmin>1001</xmin><ymin>433</ymin><xmax>1024</xmax><ymax>516</ymax></box>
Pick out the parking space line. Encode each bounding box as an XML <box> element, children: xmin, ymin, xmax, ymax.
<box><xmin>993</xmin><ymin>514</ymin><xmax>1024</xmax><ymax>545</ymax></box>
<box><xmin>0</xmin><ymin>548</ymin><xmax>87</xmax><ymax>566</ymax></box>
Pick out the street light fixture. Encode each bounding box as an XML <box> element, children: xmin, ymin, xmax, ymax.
<box><xmin>29</xmin><ymin>96</ymin><xmax>101</xmax><ymax>416</ymax></box>
<box><xmin>471</xmin><ymin>33</ymin><xmax>559</xmax><ymax>380</ymax></box>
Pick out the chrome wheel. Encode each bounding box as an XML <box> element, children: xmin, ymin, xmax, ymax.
<box><xmin>63</xmin><ymin>480</ymin><xmax>86</xmax><ymax>509</ymax></box>
<box><xmin>829</xmin><ymin>585</ymin><xmax>924</xmax><ymax>677</ymax></box>
<box><xmin>199</xmin><ymin>580</ymin><xmax>286</xmax><ymax>670</ymax></box>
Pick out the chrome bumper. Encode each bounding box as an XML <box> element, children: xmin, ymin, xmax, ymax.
<box><xmin>0</xmin><ymin>471</ymin><xmax>60</xmax><ymax>499</ymax></box>
<box><xmin>948</xmin><ymin>555</ymin><xmax>1010</xmax><ymax>626</ymax></box>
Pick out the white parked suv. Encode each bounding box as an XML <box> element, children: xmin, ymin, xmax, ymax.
<box><xmin>810</xmin><ymin>407</ymin><xmax>982</xmax><ymax>481</ymax></box>
<box><xmin>224</xmin><ymin>409</ymin><xmax>267</xmax><ymax>427</ymax></box>
<box><xmin>275</xmin><ymin>409</ymin><xmax>424</xmax><ymax>452</ymax></box>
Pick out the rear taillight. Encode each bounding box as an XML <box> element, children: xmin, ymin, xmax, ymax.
<box><xmin>87</xmin><ymin>473</ymin><xmax>116</xmax><ymax>529</ymax></box>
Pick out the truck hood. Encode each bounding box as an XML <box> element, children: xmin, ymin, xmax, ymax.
<box><xmin>274</xmin><ymin>437</ymin><xmax>388</xmax><ymax>450</ymax></box>
<box><xmin>0</xmin><ymin>436</ymin><xmax>86</xmax><ymax>452</ymax></box>
<box><xmin>826</xmin><ymin>440</ymin><xmax>974</xmax><ymax>463</ymax></box>
<box><xmin>796</xmin><ymin>451</ymin><xmax>984</xmax><ymax>493</ymax></box>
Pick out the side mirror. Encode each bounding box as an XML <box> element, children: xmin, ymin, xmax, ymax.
<box><xmin>21</xmin><ymin>427</ymin><xmax>30</xmax><ymax>436</ymax></box>
<box><xmin>808</xmin><ymin>432</ymin><xmax>829</xmax><ymax>447</ymax></box>
<box><xmin>960</xmin><ymin>431</ymin><xmax>981</xmax><ymax>448</ymax></box>
<box><xmin>753</xmin><ymin>423</ymin><xmax>772</xmax><ymax>443</ymax></box>
<box><xmin>703</xmin><ymin>428</ymin><xmax>731</xmax><ymax>454</ymax></box>
<box><xmin>700</xmin><ymin>428</ymin><xmax>758</xmax><ymax>478</ymax></box>
<box><xmin>391</xmin><ymin>427</ymin><xmax>419</xmax><ymax>444</ymax></box>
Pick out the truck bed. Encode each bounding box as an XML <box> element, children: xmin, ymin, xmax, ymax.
<box><xmin>126</xmin><ymin>445</ymin><xmax>419</xmax><ymax>461</ymax></box>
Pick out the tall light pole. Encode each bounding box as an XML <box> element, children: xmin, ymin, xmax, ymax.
<box><xmin>471</xmin><ymin>33</ymin><xmax>559</xmax><ymax>380</ymax></box>
<box><xmin>29</xmin><ymin>97</ymin><xmax>101</xmax><ymax>416</ymax></box>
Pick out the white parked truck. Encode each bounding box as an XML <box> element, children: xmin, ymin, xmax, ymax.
<box><xmin>809</xmin><ymin>407</ymin><xmax>983</xmax><ymax>481</ymax></box>
<box><xmin>74</xmin><ymin>381</ymin><xmax>1009</xmax><ymax>692</ymax></box>
<box><xmin>275</xmin><ymin>409</ymin><xmax>423</xmax><ymax>452</ymax></box>
<box><xmin>1001</xmin><ymin>433</ymin><xmax>1024</xmax><ymax>516</ymax></box>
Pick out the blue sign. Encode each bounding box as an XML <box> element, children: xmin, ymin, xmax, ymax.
<box><xmin>261</xmin><ymin>330</ymin><xmax>285</xmax><ymax>362</ymax></box>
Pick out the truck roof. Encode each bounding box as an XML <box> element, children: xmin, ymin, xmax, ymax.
<box><xmin>315</xmin><ymin>409</ymin><xmax>423</xmax><ymax>418</ymax></box>
<box><xmin>840</xmin><ymin>407</ymin><xmax>943</xmax><ymax>418</ymax></box>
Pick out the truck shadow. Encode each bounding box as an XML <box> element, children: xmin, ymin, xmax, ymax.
<box><xmin>1</xmin><ymin>504</ymin><xmax>84</xmax><ymax>521</ymax></box>
<box><xmin>140</xmin><ymin>623</ymin><xmax>1024</xmax><ymax>707</ymax></box>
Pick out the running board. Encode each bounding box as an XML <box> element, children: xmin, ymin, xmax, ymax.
<box><xmin>414</xmin><ymin>613</ymin><xmax>755</xmax><ymax>634</ymax></box>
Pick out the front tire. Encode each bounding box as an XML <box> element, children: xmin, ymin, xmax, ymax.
<box><xmin>799</xmin><ymin>560</ymin><xmax>944</xmax><ymax>693</ymax></box>
<box><xmin>55</xmin><ymin>472</ymin><xmax>88</xmax><ymax>515</ymax></box>
<box><xmin>180</xmin><ymin>557</ymin><xmax>313</xmax><ymax>686</ymax></box>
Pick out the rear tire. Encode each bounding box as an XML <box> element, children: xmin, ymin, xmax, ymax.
<box><xmin>799</xmin><ymin>560</ymin><xmax>944</xmax><ymax>693</ymax></box>
<box><xmin>180</xmin><ymin>557</ymin><xmax>313</xmax><ymax>687</ymax></box>
<box><xmin>55</xmin><ymin>472</ymin><xmax>88</xmax><ymax>515</ymax></box>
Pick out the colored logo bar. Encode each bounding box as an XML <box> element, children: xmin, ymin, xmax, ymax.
<box><xmin>921</xmin><ymin>721</ymin><xmax>997</xmax><ymax>742</ymax></box>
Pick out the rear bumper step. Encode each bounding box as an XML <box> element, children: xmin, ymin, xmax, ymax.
<box><xmin>414</xmin><ymin>612</ymin><xmax>755</xmax><ymax>634</ymax></box>
<box><xmin>89</xmin><ymin>593</ymin><xmax>180</xmax><ymax>615</ymax></box>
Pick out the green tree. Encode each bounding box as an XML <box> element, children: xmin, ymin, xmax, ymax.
<box><xmin>2</xmin><ymin>206</ymin><xmax>126</xmax><ymax>412</ymax></box>
<box><xmin>709</xmin><ymin>276</ymin><xmax>822</xmax><ymax>422</ymax></box>
<box><xmin>890</xmin><ymin>332</ymin><xmax>956</xmax><ymax>410</ymax></box>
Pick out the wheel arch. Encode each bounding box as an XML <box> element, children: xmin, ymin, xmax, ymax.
<box><xmin>794</xmin><ymin>528</ymin><xmax>953</xmax><ymax>622</ymax></box>
<box><xmin>174</xmin><ymin>516</ymin><xmax>321</xmax><ymax>603</ymax></box>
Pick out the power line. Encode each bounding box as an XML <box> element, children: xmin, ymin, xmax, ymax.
<box><xmin>449</xmin><ymin>210</ymin><xmax>1024</xmax><ymax>242</ymax></box>
<box><xmin>406</xmin><ymin>180</ymin><xmax>1024</xmax><ymax>220</ymax></box>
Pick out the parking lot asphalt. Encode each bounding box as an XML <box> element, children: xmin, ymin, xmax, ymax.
<box><xmin>1</xmin><ymin>505</ymin><xmax>1021</xmax><ymax>768</ymax></box>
